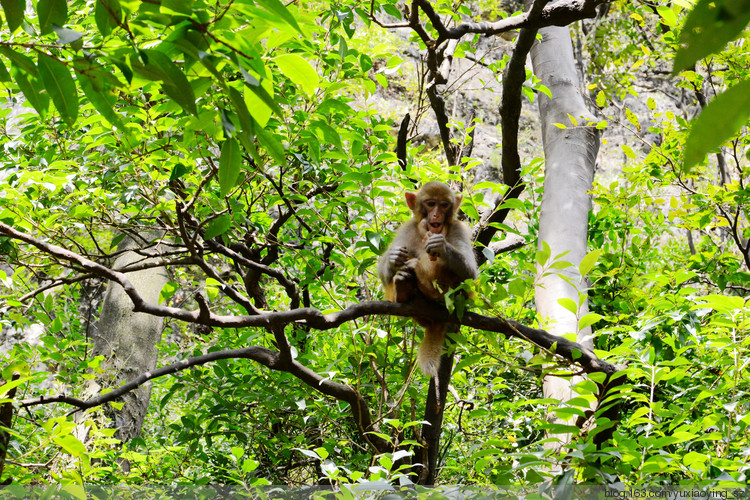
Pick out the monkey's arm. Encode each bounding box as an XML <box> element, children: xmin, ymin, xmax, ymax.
<box><xmin>378</xmin><ymin>246</ymin><xmax>408</xmax><ymax>285</ymax></box>
<box><xmin>425</xmin><ymin>224</ymin><xmax>478</xmax><ymax>280</ymax></box>
<box><xmin>443</xmin><ymin>241</ymin><xmax>478</xmax><ymax>280</ymax></box>
<box><xmin>378</xmin><ymin>222</ymin><xmax>419</xmax><ymax>285</ymax></box>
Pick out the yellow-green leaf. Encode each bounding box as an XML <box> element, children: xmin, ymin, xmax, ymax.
<box><xmin>274</xmin><ymin>53</ymin><xmax>319</xmax><ymax>97</ymax></box>
<box><xmin>219</xmin><ymin>139</ymin><xmax>242</xmax><ymax>197</ymax></box>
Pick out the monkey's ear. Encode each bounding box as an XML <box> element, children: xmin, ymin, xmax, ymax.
<box><xmin>453</xmin><ymin>194</ymin><xmax>463</xmax><ymax>212</ymax></box>
<box><xmin>405</xmin><ymin>191</ymin><xmax>417</xmax><ymax>211</ymax></box>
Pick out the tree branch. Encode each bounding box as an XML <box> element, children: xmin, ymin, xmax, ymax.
<box><xmin>475</xmin><ymin>0</ymin><xmax>550</xmax><ymax>254</ymax></box>
<box><xmin>0</xmin><ymin>221</ymin><xmax>615</xmax><ymax>375</ymax></box>
<box><xmin>20</xmin><ymin>297</ymin><xmax>617</xmax><ymax>409</ymax></box>
<box><xmin>21</xmin><ymin>341</ymin><xmax>392</xmax><ymax>453</ymax></box>
<box><xmin>434</xmin><ymin>0</ymin><xmax>608</xmax><ymax>46</ymax></box>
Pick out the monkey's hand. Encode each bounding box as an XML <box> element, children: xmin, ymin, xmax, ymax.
<box><xmin>424</xmin><ymin>233</ymin><xmax>447</xmax><ymax>259</ymax></box>
<box><xmin>388</xmin><ymin>246</ymin><xmax>410</xmax><ymax>271</ymax></box>
<box><xmin>394</xmin><ymin>258</ymin><xmax>418</xmax><ymax>281</ymax></box>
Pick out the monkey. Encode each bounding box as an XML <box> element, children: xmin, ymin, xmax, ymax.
<box><xmin>378</xmin><ymin>181</ymin><xmax>478</xmax><ymax>377</ymax></box>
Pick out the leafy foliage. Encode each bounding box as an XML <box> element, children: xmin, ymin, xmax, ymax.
<box><xmin>0</xmin><ymin>0</ymin><xmax>747</xmax><ymax>490</ymax></box>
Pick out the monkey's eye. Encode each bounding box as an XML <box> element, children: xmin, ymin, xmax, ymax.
<box><xmin>424</xmin><ymin>200</ymin><xmax>437</xmax><ymax>208</ymax></box>
<box><xmin>440</xmin><ymin>202</ymin><xmax>451</xmax><ymax>210</ymax></box>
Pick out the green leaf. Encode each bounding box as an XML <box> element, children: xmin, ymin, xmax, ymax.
<box><xmin>0</xmin><ymin>46</ymin><xmax>36</xmax><ymax>74</ymax></box>
<box><xmin>0</xmin><ymin>375</ymin><xmax>31</xmax><ymax>396</ymax></box>
<box><xmin>310</xmin><ymin>120</ymin><xmax>342</xmax><ymax>150</ymax></box>
<box><xmin>656</xmin><ymin>6</ymin><xmax>677</xmax><ymax>27</ymax></box>
<box><xmin>557</xmin><ymin>298</ymin><xmax>578</xmax><ymax>315</ymax></box>
<box><xmin>0</xmin><ymin>60</ymin><xmax>9</xmax><ymax>82</ymax></box>
<box><xmin>54</xmin><ymin>434</ymin><xmax>86</xmax><ymax>456</ymax></box>
<box><xmin>37</xmin><ymin>0</ymin><xmax>68</xmax><ymax>34</ymax></box>
<box><xmin>507</xmin><ymin>278</ymin><xmax>526</xmax><ymax>297</ymax></box>
<box><xmin>37</xmin><ymin>54</ymin><xmax>78</xmax><ymax>126</ymax></box>
<box><xmin>578</xmin><ymin>248</ymin><xmax>601</xmax><ymax>277</ymax></box>
<box><xmin>161</xmin><ymin>0</ymin><xmax>193</xmax><ymax>16</ymax></box>
<box><xmin>204</xmin><ymin>214</ymin><xmax>232</xmax><ymax>240</ymax></box>
<box><xmin>0</xmin><ymin>0</ymin><xmax>24</xmax><ymax>32</ymax></box>
<box><xmin>170</xmin><ymin>163</ymin><xmax>189</xmax><ymax>181</ymax></box>
<box><xmin>274</xmin><ymin>53</ymin><xmax>319</xmax><ymax>97</ymax></box>
<box><xmin>227</xmin><ymin>86</ymin><xmax>261</xmax><ymax>164</ymax></box>
<box><xmin>53</xmin><ymin>26</ymin><xmax>83</xmax><ymax>45</ymax></box>
<box><xmin>242</xmin><ymin>72</ymin><xmax>274</xmax><ymax>127</ymax></box>
<box><xmin>683</xmin><ymin>79</ymin><xmax>750</xmax><ymax>172</ymax></box>
<box><xmin>673</xmin><ymin>0</ymin><xmax>750</xmax><ymax>74</ymax></box>
<box><xmin>578</xmin><ymin>312</ymin><xmax>603</xmax><ymax>330</ymax></box>
<box><xmin>256</xmin><ymin>0</ymin><xmax>303</xmax><ymax>34</ymax></box>
<box><xmin>149</xmin><ymin>50</ymin><xmax>197</xmax><ymax>115</ymax></box>
<box><xmin>238</xmin><ymin>62</ymin><xmax>279</xmax><ymax>119</ymax></box>
<box><xmin>95</xmin><ymin>0</ymin><xmax>122</xmax><ymax>37</ymax></box>
<box><xmin>59</xmin><ymin>486</ymin><xmax>86</xmax><ymax>500</ymax></box>
<box><xmin>219</xmin><ymin>139</ymin><xmax>242</xmax><ymax>197</ymax></box>
<box><xmin>132</xmin><ymin>50</ymin><xmax>197</xmax><ymax>115</ymax></box>
<box><xmin>11</xmin><ymin>65</ymin><xmax>49</xmax><ymax>118</ymax></box>
<box><xmin>255</xmin><ymin>123</ymin><xmax>286</xmax><ymax>165</ymax></box>
<box><xmin>230</xmin><ymin>446</ymin><xmax>244</xmax><ymax>460</ymax></box>
<box><xmin>76</xmin><ymin>68</ymin><xmax>124</xmax><ymax>129</ymax></box>
<box><xmin>695</xmin><ymin>294</ymin><xmax>745</xmax><ymax>312</ymax></box>
<box><xmin>536</xmin><ymin>240</ymin><xmax>551</xmax><ymax>266</ymax></box>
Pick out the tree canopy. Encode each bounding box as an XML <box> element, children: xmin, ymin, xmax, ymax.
<box><xmin>0</xmin><ymin>0</ymin><xmax>748</xmax><ymax>492</ymax></box>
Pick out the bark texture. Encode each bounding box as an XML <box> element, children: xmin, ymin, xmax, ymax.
<box><xmin>530</xmin><ymin>25</ymin><xmax>600</xmax><ymax>443</ymax></box>
<box><xmin>91</xmin><ymin>233</ymin><xmax>168</xmax><ymax>442</ymax></box>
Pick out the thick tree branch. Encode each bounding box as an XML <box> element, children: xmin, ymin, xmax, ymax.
<box><xmin>20</xmin><ymin>344</ymin><xmax>392</xmax><ymax>453</ymax></box>
<box><xmin>433</xmin><ymin>0</ymin><xmax>608</xmax><ymax>46</ymax></box>
<box><xmin>2</xmin><ymin>221</ymin><xmax>618</xmax><ymax>459</ymax></box>
<box><xmin>475</xmin><ymin>0</ymin><xmax>549</xmax><ymax>254</ymax></box>
<box><xmin>396</xmin><ymin>113</ymin><xmax>411</xmax><ymax>170</ymax></box>
<box><xmin>0</xmin><ymin>221</ymin><xmax>616</xmax><ymax>375</ymax></box>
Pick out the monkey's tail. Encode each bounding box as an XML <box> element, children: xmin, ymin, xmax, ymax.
<box><xmin>417</xmin><ymin>322</ymin><xmax>447</xmax><ymax>378</ymax></box>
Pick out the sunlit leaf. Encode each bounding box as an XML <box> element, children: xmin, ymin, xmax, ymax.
<box><xmin>621</xmin><ymin>144</ymin><xmax>636</xmax><ymax>159</ymax></box>
<box><xmin>219</xmin><ymin>138</ymin><xmax>242</xmax><ymax>197</ymax></box>
<box><xmin>37</xmin><ymin>54</ymin><xmax>78</xmax><ymax>126</ymax></box>
<box><xmin>683</xmin><ymin>79</ymin><xmax>750</xmax><ymax>172</ymax></box>
<box><xmin>578</xmin><ymin>248</ymin><xmax>601</xmax><ymax>277</ymax></box>
<box><xmin>557</xmin><ymin>298</ymin><xmax>578</xmax><ymax>315</ymax></box>
<box><xmin>0</xmin><ymin>0</ymin><xmax>24</xmax><ymax>32</ymax></box>
<box><xmin>243</xmin><ymin>73</ymin><xmax>273</xmax><ymax>127</ymax></box>
<box><xmin>274</xmin><ymin>53</ymin><xmax>319</xmax><ymax>97</ymax></box>
<box><xmin>656</xmin><ymin>6</ymin><xmax>677</xmax><ymax>27</ymax></box>
<box><xmin>37</xmin><ymin>0</ymin><xmax>67</xmax><ymax>34</ymax></box>
<box><xmin>673</xmin><ymin>0</ymin><xmax>750</xmax><ymax>73</ymax></box>
<box><xmin>256</xmin><ymin>0</ymin><xmax>303</xmax><ymax>34</ymax></box>
<box><xmin>95</xmin><ymin>0</ymin><xmax>122</xmax><ymax>37</ymax></box>
<box><xmin>204</xmin><ymin>214</ymin><xmax>232</xmax><ymax>240</ymax></box>
<box><xmin>578</xmin><ymin>312</ymin><xmax>603</xmax><ymax>330</ymax></box>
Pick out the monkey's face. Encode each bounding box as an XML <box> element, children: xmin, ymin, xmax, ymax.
<box><xmin>422</xmin><ymin>199</ymin><xmax>453</xmax><ymax>233</ymax></box>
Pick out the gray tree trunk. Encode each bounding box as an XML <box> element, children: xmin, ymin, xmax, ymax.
<box><xmin>89</xmin><ymin>233</ymin><xmax>168</xmax><ymax>443</ymax></box>
<box><xmin>530</xmin><ymin>25</ymin><xmax>600</xmax><ymax>446</ymax></box>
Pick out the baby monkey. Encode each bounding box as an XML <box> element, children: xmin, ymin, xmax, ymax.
<box><xmin>378</xmin><ymin>181</ymin><xmax>478</xmax><ymax>377</ymax></box>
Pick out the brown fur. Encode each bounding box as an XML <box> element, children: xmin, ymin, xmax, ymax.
<box><xmin>379</xmin><ymin>182</ymin><xmax>478</xmax><ymax>377</ymax></box>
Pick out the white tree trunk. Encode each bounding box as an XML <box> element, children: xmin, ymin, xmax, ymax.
<box><xmin>530</xmin><ymin>25</ymin><xmax>600</xmax><ymax>446</ymax></box>
<box><xmin>75</xmin><ymin>233</ymin><xmax>168</xmax><ymax>447</ymax></box>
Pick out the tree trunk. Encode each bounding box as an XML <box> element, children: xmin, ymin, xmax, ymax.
<box><xmin>88</xmin><ymin>233</ymin><xmax>168</xmax><ymax>443</ymax></box>
<box><xmin>530</xmin><ymin>25</ymin><xmax>600</xmax><ymax>447</ymax></box>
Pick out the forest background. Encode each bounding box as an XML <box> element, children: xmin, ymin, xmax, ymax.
<box><xmin>0</xmin><ymin>0</ymin><xmax>748</xmax><ymax>492</ymax></box>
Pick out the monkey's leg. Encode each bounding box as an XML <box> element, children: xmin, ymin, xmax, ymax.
<box><xmin>386</xmin><ymin>259</ymin><xmax>417</xmax><ymax>303</ymax></box>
